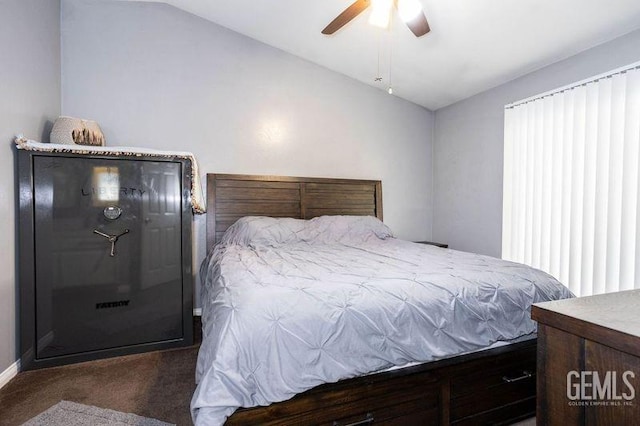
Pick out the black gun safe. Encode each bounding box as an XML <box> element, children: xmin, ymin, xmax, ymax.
<box><xmin>17</xmin><ymin>150</ymin><xmax>193</xmax><ymax>370</ymax></box>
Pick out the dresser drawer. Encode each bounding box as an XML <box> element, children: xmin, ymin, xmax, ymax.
<box><xmin>451</xmin><ymin>398</ymin><xmax>535</xmax><ymax>426</ymax></box>
<box><xmin>449</xmin><ymin>344</ymin><xmax>536</xmax><ymax>423</ymax></box>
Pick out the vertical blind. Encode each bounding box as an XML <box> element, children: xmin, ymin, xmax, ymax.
<box><xmin>502</xmin><ymin>65</ymin><xmax>640</xmax><ymax>297</ymax></box>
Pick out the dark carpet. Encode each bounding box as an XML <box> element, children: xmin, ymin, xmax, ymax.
<box><xmin>0</xmin><ymin>320</ymin><xmax>201</xmax><ymax>426</ymax></box>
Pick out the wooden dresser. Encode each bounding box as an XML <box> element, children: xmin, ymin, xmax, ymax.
<box><xmin>532</xmin><ymin>290</ymin><xmax>640</xmax><ymax>425</ymax></box>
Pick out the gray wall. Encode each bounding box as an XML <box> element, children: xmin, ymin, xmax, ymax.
<box><xmin>0</xmin><ymin>0</ymin><xmax>61</xmax><ymax>373</ymax></box>
<box><xmin>433</xmin><ymin>29</ymin><xmax>640</xmax><ymax>258</ymax></box>
<box><xmin>61</xmin><ymin>0</ymin><xmax>435</xmax><ymax>307</ymax></box>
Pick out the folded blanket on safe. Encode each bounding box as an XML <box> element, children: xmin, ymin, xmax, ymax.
<box><xmin>191</xmin><ymin>215</ymin><xmax>573</xmax><ymax>425</ymax></box>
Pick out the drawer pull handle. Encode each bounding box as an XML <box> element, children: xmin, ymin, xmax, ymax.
<box><xmin>502</xmin><ymin>370</ymin><xmax>533</xmax><ymax>383</ymax></box>
<box><xmin>334</xmin><ymin>413</ymin><xmax>374</xmax><ymax>426</ymax></box>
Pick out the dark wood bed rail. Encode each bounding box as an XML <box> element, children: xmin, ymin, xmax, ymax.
<box><xmin>225</xmin><ymin>339</ymin><xmax>537</xmax><ymax>425</ymax></box>
<box><xmin>206</xmin><ymin>174</ymin><xmax>383</xmax><ymax>247</ymax></box>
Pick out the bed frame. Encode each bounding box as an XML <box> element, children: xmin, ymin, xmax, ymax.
<box><xmin>206</xmin><ymin>173</ymin><xmax>537</xmax><ymax>425</ymax></box>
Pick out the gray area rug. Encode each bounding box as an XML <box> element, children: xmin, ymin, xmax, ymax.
<box><xmin>22</xmin><ymin>401</ymin><xmax>175</xmax><ymax>426</ymax></box>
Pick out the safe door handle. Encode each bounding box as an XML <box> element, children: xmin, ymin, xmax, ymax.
<box><xmin>93</xmin><ymin>229</ymin><xmax>130</xmax><ymax>257</ymax></box>
<box><xmin>502</xmin><ymin>370</ymin><xmax>533</xmax><ymax>383</ymax></box>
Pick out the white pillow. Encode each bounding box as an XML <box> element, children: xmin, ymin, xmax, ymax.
<box><xmin>220</xmin><ymin>216</ymin><xmax>308</xmax><ymax>247</ymax></box>
<box><xmin>302</xmin><ymin>215</ymin><xmax>393</xmax><ymax>244</ymax></box>
<box><xmin>220</xmin><ymin>215</ymin><xmax>393</xmax><ymax>247</ymax></box>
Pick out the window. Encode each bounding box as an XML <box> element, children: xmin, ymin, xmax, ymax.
<box><xmin>502</xmin><ymin>64</ymin><xmax>640</xmax><ymax>296</ymax></box>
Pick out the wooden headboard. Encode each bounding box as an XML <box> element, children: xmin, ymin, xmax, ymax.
<box><xmin>206</xmin><ymin>174</ymin><xmax>383</xmax><ymax>247</ymax></box>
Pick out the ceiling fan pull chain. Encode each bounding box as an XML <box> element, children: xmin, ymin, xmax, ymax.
<box><xmin>375</xmin><ymin>30</ymin><xmax>383</xmax><ymax>82</ymax></box>
<box><xmin>388</xmin><ymin>17</ymin><xmax>394</xmax><ymax>94</ymax></box>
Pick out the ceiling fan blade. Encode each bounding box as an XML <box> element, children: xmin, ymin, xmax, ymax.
<box><xmin>322</xmin><ymin>0</ymin><xmax>370</xmax><ymax>35</ymax></box>
<box><xmin>405</xmin><ymin>10</ymin><xmax>430</xmax><ymax>37</ymax></box>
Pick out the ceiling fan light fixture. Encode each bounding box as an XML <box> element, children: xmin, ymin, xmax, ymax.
<box><xmin>397</xmin><ymin>0</ymin><xmax>423</xmax><ymax>22</ymax></box>
<box><xmin>369</xmin><ymin>0</ymin><xmax>393</xmax><ymax>29</ymax></box>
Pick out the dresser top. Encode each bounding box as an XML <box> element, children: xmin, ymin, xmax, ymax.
<box><xmin>532</xmin><ymin>289</ymin><xmax>640</xmax><ymax>357</ymax></box>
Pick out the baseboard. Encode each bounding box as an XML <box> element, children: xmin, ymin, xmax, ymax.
<box><xmin>193</xmin><ymin>308</ymin><xmax>202</xmax><ymax>316</ymax></box>
<box><xmin>0</xmin><ymin>359</ymin><xmax>20</xmax><ymax>390</ymax></box>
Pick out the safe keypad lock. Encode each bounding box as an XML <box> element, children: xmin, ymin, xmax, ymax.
<box><xmin>103</xmin><ymin>205</ymin><xmax>123</xmax><ymax>220</ymax></box>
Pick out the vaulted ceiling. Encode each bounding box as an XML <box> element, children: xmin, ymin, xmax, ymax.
<box><xmin>128</xmin><ymin>0</ymin><xmax>640</xmax><ymax>110</ymax></box>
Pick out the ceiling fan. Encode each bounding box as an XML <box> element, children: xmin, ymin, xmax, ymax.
<box><xmin>322</xmin><ymin>0</ymin><xmax>430</xmax><ymax>37</ymax></box>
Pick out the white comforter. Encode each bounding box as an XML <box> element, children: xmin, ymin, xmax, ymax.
<box><xmin>191</xmin><ymin>216</ymin><xmax>572</xmax><ymax>424</ymax></box>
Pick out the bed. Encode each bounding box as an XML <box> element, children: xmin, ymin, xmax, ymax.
<box><xmin>192</xmin><ymin>174</ymin><xmax>573</xmax><ymax>425</ymax></box>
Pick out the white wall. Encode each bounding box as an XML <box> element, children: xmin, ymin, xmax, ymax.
<box><xmin>433</xmin><ymin>29</ymin><xmax>640</xmax><ymax>258</ymax></box>
<box><xmin>61</xmin><ymin>0</ymin><xmax>435</xmax><ymax>306</ymax></box>
<box><xmin>0</xmin><ymin>0</ymin><xmax>61</xmax><ymax>373</ymax></box>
